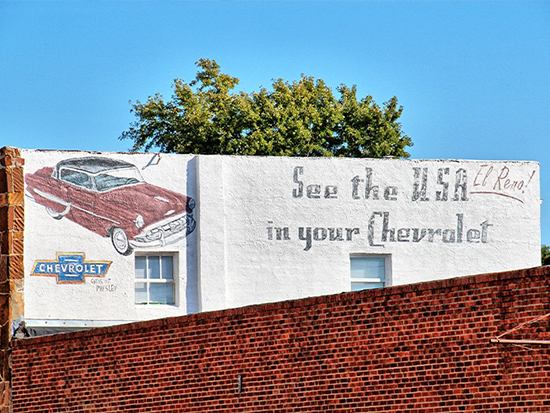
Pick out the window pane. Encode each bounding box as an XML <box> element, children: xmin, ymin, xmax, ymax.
<box><xmin>148</xmin><ymin>256</ymin><xmax>160</xmax><ymax>279</ymax></box>
<box><xmin>94</xmin><ymin>167</ymin><xmax>144</xmax><ymax>192</ymax></box>
<box><xmin>135</xmin><ymin>256</ymin><xmax>146</xmax><ymax>279</ymax></box>
<box><xmin>150</xmin><ymin>283</ymin><xmax>174</xmax><ymax>305</ymax></box>
<box><xmin>135</xmin><ymin>255</ymin><xmax>176</xmax><ymax>306</ymax></box>
<box><xmin>161</xmin><ymin>256</ymin><xmax>173</xmax><ymax>280</ymax></box>
<box><xmin>135</xmin><ymin>283</ymin><xmax>148</xmax><ymax>304</ymax></box>
<box><xmin>61</xmin><ymin>169</ymin><xmax>93</xmax><ymax>189</ymax></box>
<box><xmin>350</xmin><ymin>257</ymin><xmax>385</xmax><ymax>281</ymax></box>
<box><xmin>351</xmin><ymin>282</ymin><xmax>385</xmax><ymax>291</ymax></box>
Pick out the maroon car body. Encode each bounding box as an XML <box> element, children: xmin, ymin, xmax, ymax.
<box><xmin>25</xmin><ymin>157</ymin><xmax>196</xmax><ymax>255</ymax></box>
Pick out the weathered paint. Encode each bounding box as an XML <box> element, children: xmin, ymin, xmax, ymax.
<box><xmin>22</xmin><ymin>150</ymin><xmax>541</xmax><ymax>325</ymax></box>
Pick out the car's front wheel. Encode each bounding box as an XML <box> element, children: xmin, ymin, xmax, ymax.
<box><xmin>110</xmin><ymin>227</ymin><xmax>133</xmax><ymax>256</ymax></box>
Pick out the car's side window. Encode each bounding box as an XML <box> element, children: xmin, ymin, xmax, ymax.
<box><xmin>60</xmin><ymin>168</ymin><xmax>94</xmax><ymax>190</ymax></box>
<box><xmin>95</xmin><ymin>173</ymin><xmax>137</xmax><ymax>192</ymax></box>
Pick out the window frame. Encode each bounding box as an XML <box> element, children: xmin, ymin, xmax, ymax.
<box><xmin>134</xmin><ymin>253</ymin><xmax>177</xmax><ymax>306</ymax></box>
<box><xmin>350</xmin><ymin>254</ymin><xmax>391</xmax><ymax>291</ymax></box>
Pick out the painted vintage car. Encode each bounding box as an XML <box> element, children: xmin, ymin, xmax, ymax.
<box><xmin>25</xmin><ymin>157</ymin><xmax>196</xmax><ymax>255</ymax></box>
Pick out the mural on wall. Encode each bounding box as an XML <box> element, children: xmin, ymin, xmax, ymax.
<box><xmin>265</xmin><ymin>163</ymin><xmax>538</xmax><ymax>251</ymax></box>
<box><xmin>31</xmin><ymin>253</ymin><xmax>111</xmax><ymax>284</ymax></box>
<box><xmin>25</xmin><ymin>157</ymin><xmax>196</xmax><ymax>255</ymax></box>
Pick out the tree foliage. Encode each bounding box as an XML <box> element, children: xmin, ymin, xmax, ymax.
<box><xmin>542</xmin><ymin>245</ymin><xmax>550</xmax><ymax>266</ymax></box>
<box><xmin>120</xmin><ymin>59</ymin><xmax>413</xmax><ymax>158</ymax></box>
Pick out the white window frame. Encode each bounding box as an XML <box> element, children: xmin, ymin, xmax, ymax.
<box><xmin>350</xmin><ymin>254</ymin><xmax>391</xmax><ymax>291</ymax></box>
<box><xmin>134</xmin><ymin>253</ymin><xmax>177</xmax><ymax>305</ymax></box>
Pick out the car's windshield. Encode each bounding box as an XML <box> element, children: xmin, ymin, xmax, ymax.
<box><xmin>94</xmin><ymin>167</ymin><xmax>145</xmax><ymax>192</ymax></box>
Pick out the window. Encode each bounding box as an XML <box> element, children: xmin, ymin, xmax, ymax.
<box><xmin>350</xmin><ymin>255</ymin><xmax>389</xmax><ymax>291</ymax></box>
<box><xmin>135</xmin><ymin>254</ymin><xmax>175</xmax><ymax>305</ymax></box>
<box><xmin>95</xmin><ymin>167</ymin><xmax>144</xmax><ymax>192</ymax></box>
<box><xmin>60</xmin><ymin>168</ymin><xmax>93</xmax><ymax>189</ymax></box>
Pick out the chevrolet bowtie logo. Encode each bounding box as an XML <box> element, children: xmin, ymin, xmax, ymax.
<box><xmin>31</xmin><ymin>253</ymin><xmax>112</xmax><ymax>284</ymax></box>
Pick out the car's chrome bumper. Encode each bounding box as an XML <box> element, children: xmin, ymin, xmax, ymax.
<box><xmin>130</xmin><ymin>213</ymin><xmax>196</xmax><ymax>248</ymax></box>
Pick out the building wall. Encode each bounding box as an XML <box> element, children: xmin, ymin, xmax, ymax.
<box><xmin>0</xmin><ymin>147</ymin><xmax>25</xmax><ymax>413</ymax></box>
<box><xmin>22</xmin><ymin>150</ymin><xmax>541</xmax><ymax>328</ymax></box>
<box><xmin>23</xmin><ymin>150</ymin><xmax>198</xmax><ymax>327</ymax></box>
<box><xmin>212</xmin><ymin>156</ymin><xmax>540</xmax><ymax>309</ymax></box>
<box><xmin>10</xmin><ymin>266</ymin><xmax>550</xmax><ymax>412</ymax></box>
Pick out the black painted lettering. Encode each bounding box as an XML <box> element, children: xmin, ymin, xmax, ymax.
<box><xmin>456</xmin><ymin>214</ymin><xmax>463</xmax><ymax>243</ymax></box>
<box><xmin>481</xmin><ymin>221</ymin><xmax>492</xmax><ymax>243</ymax></box>
<box><xmin>275</xmin><ymin>227</ymin><xmax>290</xmax><ymax>240</ymax></box>
<box><xmin>298</xmin><ymin>227</ymin><xmax>312</xmax><ymax>251</ymax></box>
<box><xmin>412</xmin><ymin>229</ymin><xmax>427</xmax><ymax>242</ymax></box>
<box><xmin>324</xmin><ymin>185</ymin><xmax>338</xmax><ymax>199</ymax></box>
<box><xmin>368</xmin><ymin>212</ymin><xmax>384</xmax><ymax>247</ymax></box>
<box><xmin>346</xmin><ymin>228</ymin><xmax>360</xmax><ymax>241</ymax></box>
<box><xmin>397</xmin><ymin>228</ymin><xmax>410</xmax><ymax>242</ymax></box>
<box><xmin>442</xmin><ymin>229</ymin><xmax>455</xmax><ymax>243</ymax></box>
<box><xmin>313</xmin><ymin>227</ymin><xmax>327</xmax><ymax>241</ymax></box>
<box><xmin>365</xmin><ymin>168</ymin><xmax>379</xmax><ymax>200</ymax></box>
<box><xmin>412</xmin><ymin>167</ymin><xmax>429</xmax><ymax>201</ymax></box>
<box><xmin>436</xmin><ymin>168</ymin><xmax>449</xmax><ymax>201</ymax></box>
<box><xmin>467</xmin><ymin>229</ymin><xmax>480</xmax><ymax>243</ymax></box>
<box><xmin>329</xmin><ymin>228</ymin><xmax>343</xmax><ymax>241</ymax></box>
<box><xmin>293</xmin><ymin>166</ymin><xmax>304</xmax><ymax>198</ymax></box>
<box><xmin>307</xmin><ymin>184</ymin><xmax>321</xmax><ymax>198</ymax></box>
<box><xmin>427</xmin><ymin>229</ymin><xmax>442</xmax><ymax>242</ymax></box>
<box><xmin>453</xmin><ymin>169</ymin><xmax>469</xmax><ymax>201</ymax></box>
<box><xmin>384</xmin><ymin>186</ymin><xmax>398</xmax><ymax>201</ymax></box>
<box><xmin>268</xmin><ymin>223</ymin><xmax>290</xmax><ymax>241</ymax></box>
<box><xmin>381</xmin><ymin>212</ymin><xmax>395</xmax><ymax>242</ymax></box>
<box><xmin>351</xmin><ymin>176</ymin><xmax>363</xmax><ymax>200</ymax></box>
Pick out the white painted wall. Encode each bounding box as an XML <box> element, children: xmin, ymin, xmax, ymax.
<box><xmin>23</xmin><ymin>150</ymin><xmax>199</xmax><ymax>326</ymax></box>
<box><xmin>22</xmin><ymin>150</ymin><xmax>541</xmax><ymax>326</ymax></box>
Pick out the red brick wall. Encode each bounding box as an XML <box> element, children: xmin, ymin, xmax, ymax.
<box><xmin>10</xmin><ymin>266</ymin><xmax>550</xmax><ymax>412</ymax></box>
<box><xmin>0</xmin><ymin>147</ymin><xmax>25</xmax><ymax>413</ymax></box>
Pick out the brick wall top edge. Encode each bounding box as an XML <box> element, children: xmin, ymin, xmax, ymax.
<box><xmin>0</xmin><ymin>146</ymin><xmax>21</xmax><ymax>157</ymax></box>
<box><xmin>12</xmin><ymin>265</ymin><xmax>550</xmax><ymax>349</ymax></box>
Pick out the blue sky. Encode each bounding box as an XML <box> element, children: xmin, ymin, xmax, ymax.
<box><xmin>2</xmin><ymin>1</ymin><xmax>550</xmax><ymax>243</ymax></box>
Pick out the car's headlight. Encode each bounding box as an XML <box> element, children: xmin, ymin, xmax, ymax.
<box><xmin>134</xmin><ymin>215</ymin><xmax>144</xmax><ymax>229</ymax></box>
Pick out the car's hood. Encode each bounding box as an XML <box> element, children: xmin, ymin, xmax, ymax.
<box><xmin>101</xmin><ymin>183</ymin><xmax>192</xmax><ymax>224</ymax></box>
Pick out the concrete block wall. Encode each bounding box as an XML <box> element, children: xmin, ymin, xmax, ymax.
<box><xmin>0</xmin><ymin>147</ymin><xmax>25</xmax><ymax>413</ymax></box>
<box><xmin>10</xmin><ymin>266</ymin><xmax>550</xmax><ymax>412</ymax></box>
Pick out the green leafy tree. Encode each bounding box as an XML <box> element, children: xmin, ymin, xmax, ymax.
<box><xmin>120</xmin><ymin>59</ymin><xmax>413</xmax><ymax>158</ymax></box>
<box><xmin>542</xmin><ymin>245</ymin><xmax>550</xmax><ymax>265</ymax></box>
